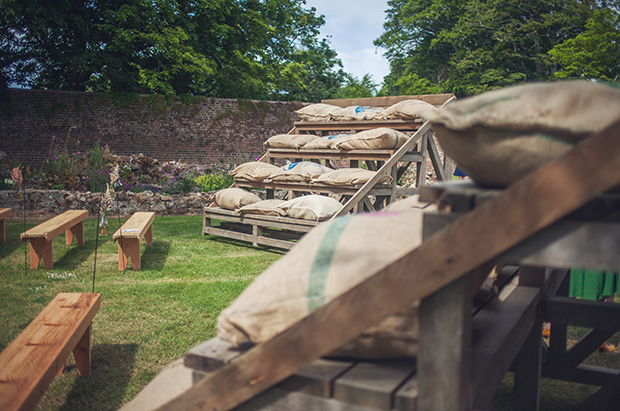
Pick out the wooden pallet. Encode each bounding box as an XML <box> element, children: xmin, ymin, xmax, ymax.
<box><xmin>203</xmin><ymin>207</ymin><xmax>319</xmax><ymax>250</ymax></box>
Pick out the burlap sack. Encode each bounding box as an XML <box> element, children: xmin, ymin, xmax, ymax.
<box><xmin>314</xmin><ymin>168</ymin><xmax>392</xmax><ymax>186</ymax></box>
<box><xmin>267</xmin><ymin>162</ymin><xmax>333</xmax><ymax>183</ymax></box>
<box><xmin>333</xmin><ymin>128</ymin><xmax>410</xmax><ymax>150</ymax></box>
<box><xmin>230</xmin><ymin>162</ymin><xmax>280</xmax><ymax>182</ymax></box>
<box><xmin>213</xmin><ymin>188</ymin><xmax>262</xmax><ymax>211</ymax></box>
<box><xmin>303</xmin><ymin>134</ymin><xmax>351</xmax><ymax>149</ymax></box>
<box><xmin>238</xmin><ymin>199</ymin><xmax>286</xmax><ymax>216</ymax></box>
<box><xmin>277</xmin><ymin>195</ymin><xmax>343</xmax><ymax>221</ymax></box>
<box><xmin>264</xmin><ymin>134</ymin><xmax>318</xmax><ymax>149</ymax></box>
<box><xmin>382</xmin><ymin>194</ymin><xmax>437</xmax><ymax>213</ymax></box>
<box><xmin>294</xmin><ymin>103</ymin><xmax>341</xmax><ymax>121</ymax></box>
<box><xmin>330</xmin><ymin>106</ymin><xmax>385</xmax><ymax>121</ymax></box>
<box><xmin>217</xmin><ymin>209</ymin><xmax>431</xmax><ymax>358</ymax></box>
<box><xmin>428</xmin><ymin>81</ymin><xmax>620</xmax><ymax>187</ymax></box>
<box><xmin>382</xmin><ymin>99</ymin><xmax>437</xmax><ymax>120</ymax></box>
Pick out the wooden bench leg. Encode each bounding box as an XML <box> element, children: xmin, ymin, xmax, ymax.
<box><xmin>145</xmin><ymin>224</ymin><xmax>153</xmax><ymax>246</ymax></box>
<box><xmin>118</xmin><ymin>238</ymin><xmax>141</xmax><ymax>270</ymax></box>
<box><xmin>66</xmin><ymin>221</ymin><xmax>85</xmax><ymax>245</ymax></box>
<box><xmin>29</xmin><ymin>238</ymin><xmax>53</xmax><ymax>269</ymax></box>
<box><xmin>0</xmin><ymin>218</ymin><xmax>5</xmax><ymax>243</ymax></box>
<box><xmin>73</xmin><ymin>324</ymin><xmax>92</xmax><ymax>376</ymax></box>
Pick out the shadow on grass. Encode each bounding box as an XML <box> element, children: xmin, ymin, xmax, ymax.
<box><xmin>206</xmin><ymin>236</ymin><xmax>287</xmax><ymax>255</ymax></box>
<box><xmin>59</xmin><ymin>343</ymin><xmax>139</xmax><ymax>411</ymax></box>
<box><xmin>52</xmin><ymin>239</ymin><xmax>99</xmax><ymax>271</ymax></box>
<box><xmin>139</xmin><ymin>240</ymin><xmax>171</xmax><ymax>270</ymax></box>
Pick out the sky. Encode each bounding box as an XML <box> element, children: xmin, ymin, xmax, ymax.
<box><xmin>303</xmin><ymin>0</ymin><xmax>391</xmax><ymax>87</ymax></box>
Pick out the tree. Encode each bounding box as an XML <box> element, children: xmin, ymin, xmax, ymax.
<box><xmin>0</xmin><ymin>0</ymin><xmax>348</xmax><ymax>101</ymax></box>
<box><xmin>549</xmin><ymin>7</ymin><xmax>620</xmax><ymax>81</ymax></box>
<box><xmin>375</xmin><ymin>0</ymin><xmax>606</xmax><ymax>97</ymax></box>
<box><xmin>333</xmin><ymin>74</ymin><xmax>378</xmax><ymax>99</ymax></box>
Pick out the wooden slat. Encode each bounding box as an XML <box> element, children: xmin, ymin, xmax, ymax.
<box><xmin>155</xmin><ymin>119</ymin><xmax>620</xmax><ymax>411</ymax></box>
<box><xmin>278</xmin><ymin>358</ymin><xmax>355</xmax><ymax>398</ymax></box>
<box><xmin>293</xmin><ymin>120</ymin><xmax>423</xmax><ymax>133</ymax></box>
<box><xmin>0</xmin><ymin>207</ymin><xmax>12</xmax><ymax>219</ymax></box>
<box><xmin>0</xmin><ymin>293</ymin><xmax>101</xmax><ymax>411</ymax></box>
<box><xmin>113</xmin><ymin>212</ymin><xmax>155</xmax><ymax>240</ymax></box>
<box><xmin>234</xmin><ymin>180</ymin><xmax>392</xmax><ymax>196</ymax></box>
<box><xmin>333</xmin><ymin>359</ymin><xmax>416</xmax><ymax>410</ymax></box>
<box><xmin>575</xmin><ymin>372</ymin><xmax>620</xmax><ymax>411</ymax></box>
<box><xmin>542</xmin><ymin>363</ymin><xmax>620</xmax><ymax>386</ymax></box>
<box><xmin>542</xmin><ymin>296</ymin><xmax>620</xmax><ymax>329</ymax></box>
<box><xmin>20</xmin><ymin>210</ymin><xmax>88</xmax><ymax>241</ymax></box>
<box><xmin>266</xmin><ymin>148</ymin><xmax>396</xmax><ymax>162</ymax></box>
<box><xmin>321</xmin><ymin>94</ymin><xmax>455</xmax><ymax>108</ymax></box>
<box><xmin>204</xmin><ymin>226</ymin><xmax>297</xmax><ymax>250</ymax></box>
<box><xmin>563</xmin><ymin>328</ymin><xmax>617</xmax><ymax>368</ymax></box>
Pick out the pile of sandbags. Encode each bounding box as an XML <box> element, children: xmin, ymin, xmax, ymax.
<box><xmin>428</xmin><ymin>81</ymin><xmax>620</xmax><ymax>187</ymax></box>
<box><xmin>294</xmin><ymin>99</ymin><xmax>438</xmax><ymax>123</ymax></box>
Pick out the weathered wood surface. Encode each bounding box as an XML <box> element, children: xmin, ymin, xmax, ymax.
<box><xmin>293</xmin><ymin>120</ymin><xmax>424</xmax><ymax>133</ymax></box>
<box><xmin>265</xmin><ymin>148</ymin><xmax>423</xmax><ymax>163</ymax></box>
<box><xmin>321</xmin><ymin>93</ymin><xmax>455</xmax><ymax>108</ymax></box>
<box><xmin>113</xmin><ymin>211</ymin><xmax>155</xmax><ymax>270</ymax></box>
<box><xmin>20</xmin><ymin>210</ymin><xmax>88</xmax><ymax>269</ymax></box>
<box><xmin>113</xmin><ymin>211</ymin><xmax>155</xmax><ymax>240</ymax></box>
<box><xmin>156</xmin><ymin>116</ymin><xmax>620</xmax><ymax>410</ymax></box>
<box><xmin>0</xmin><ymin>293</ymin><xmax>101</xmax><ymax>411</ymax></box>
<box><xmin>0</xmin><ymin>207</ymin><xmax>12</xmax><ymax>243</ymax></box>
<box><xmin>234</xmin><ymin>179</ymin><xmax>393</xmax><ymax>196</ymax></box>
<box><xmin>20</xmin><ymin>210</ymin><xmax>88</xmax><ymax>241</ymax></box>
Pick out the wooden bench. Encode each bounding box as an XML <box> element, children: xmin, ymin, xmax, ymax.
<box><xmin>0</xmin><ymin>293</ymin><xmax>101</xmax><ymax>411</ymax></box>
<box><xmin>20</xmin><ymin>210</ymin><xmax>88</xmax><ymax>269</ymax></box>
<box><xmin>113</xmin><ymin>211</ymin><xmax>155</xmax><ymax>270</ymax></box>
<box><xmin>0</xmin><ymin>207</ymin><xmax>12</xmax><ymax>243</ymax></box>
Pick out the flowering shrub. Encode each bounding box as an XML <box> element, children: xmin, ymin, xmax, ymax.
<box><xmin>194</xmin><ymin>174</ymin><xmax>234</xmax><ymax>192</ymax></box>
<box><xmin>160</xmin><ymin>163</ymin><xmax>202</xmax><ymax>194</ymax></box>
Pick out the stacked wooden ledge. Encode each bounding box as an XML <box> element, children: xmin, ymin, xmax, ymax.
<box><xmin>0</xmin><ymin>293</ymin><xmax>101</xmax><ymax>411</ymax></box>
<box><xmin>113</xmin><ymin>211</ymin><xmax>155</xmax><ymax>270</ymax></box>
<box><xmin>20</xmin><ymin>210</ymin><xmax>88</xmax><ymax>269</ymax></box>
<box><xmin>203</xmin><ymin>207</ymin><xmax>319</xmax><ymax>250</ymax></box>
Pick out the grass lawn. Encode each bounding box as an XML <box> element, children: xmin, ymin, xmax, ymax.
<box><xmin>1</xmin><ymin>214</ymin><xmax>619</xmax><ymax>410</ymax></box>
<box><xmin>0</xmin><ymin>215</ymin><xmax>284</xmax><ymax>410</ymax></box>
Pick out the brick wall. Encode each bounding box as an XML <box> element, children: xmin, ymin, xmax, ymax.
<box><xmin>0</xmin><ymin>89</ymin><xmax>303</xmax><ymax>170</ymax></box>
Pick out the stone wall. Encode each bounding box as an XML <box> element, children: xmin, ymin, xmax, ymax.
<box><xmin>0</xmin><ymin>89</ymin><xmax>303</xmax><ymax>170</ymax></box>
<box><xmin>0</xmin><ymin>189</ymin><xmax>220</xmax><ymax>218</ymax></box>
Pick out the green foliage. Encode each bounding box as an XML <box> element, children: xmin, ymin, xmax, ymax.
<box><xmin>375</xmin><ymin>0</ymin><xmax>609</xmax><ymax>97</ymax></box>
<box><xmin>549</xmin><ymin>7</ymin><xmax>620</xmax><ymax>82</ymax></box>
<box><xmin>194</xmin><ymin>173</ymin><xmax>234</xmax><ymax>192</ymax></box>
<box><xmin>0</xmin><ymin>0</ymin><xmax>348</xmax><ymax>101</ymax></box>
<box><xmin>333</xmin><ymin>74</ymin><xmax>378</xmax><ymax>99</ymax></box>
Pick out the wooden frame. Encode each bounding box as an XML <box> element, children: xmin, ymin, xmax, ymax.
<box><xmin>20</xmin><ymin>210</ymin><xmax>88</xmax><ymax>269</ymax></box>
<box><xmin>0</xmin><ymin>207</ymin><xmax>12</xmax><ymax>243</ymax></box>
<box><xmin>0</xmin><ymin>293</ymin><xmax>101</xmax><ymax>411</ymax></box>
<box><xmin>203</xmin><ymin>207</ymin><xmax>319</xmax><ymax>250</ymax></box>
<box><xmin>113</xmin><ymin>211</ymin><xmax>155</xmax><ymax>270</ymax></box>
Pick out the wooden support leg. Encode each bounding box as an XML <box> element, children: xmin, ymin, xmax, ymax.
<box><xmin>118</xmin><ymin>238</ymin><xmax>141</xmax><ymax>270</ymax></box>
<box><xmin>514</xmin><ymin>313</ymin><xmax>542</xmax><ymax>411</ymax></box>
<box><xmin>252</xmin><ymin>225</ymin><xmax>262</xmax><ymax>247</ymax></box>
<box><xmin>73</xmin><ymin>324</ymin><xmax>92</xmax><ymax>376</ymax></box>
<box><xmin>29</xmin><ymin>238</ymin><xmax>53</xmax><ymax>269</ymax></box>
<box><xmin>66</xmin><ymin>221</ymin><xmax>84</xmax><ymax>245</ymax></box>
<box><xmin>418</xmin><ymin>272</ymin><xmax>473</xmax><ymax>411</ymax></box>
<box><xmin>0</xmin><ymin>218</ymin><xmax>5</xmax><ymax>243</ymax></box>
<box><xmin>145</xmin><ymin>224</ymin><xmax>153</xmax><ymax>246</ymax></box>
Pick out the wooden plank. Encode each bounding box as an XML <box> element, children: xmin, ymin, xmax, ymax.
<box><xmin>293</xmin><ymin>120</ymin><xmax>423</xmax><ymax>133</ymax></box>
<box><xmin>0</xmin><ymin>207</ymin><xmax>12</xmax><ymax>219</ymax></box>
<box><xmin>394</xmin><ymin>374</ymin><xmax>418</xmax><ymax>411</ymax></box>
<box><xmin>415</xmin><ymin>132</ymin><xmax>429</xmax><ymax>187</ymax></box>
<box><xmin>542</xmin><ymin>363</ymin><xmax>620</xmax><ymax>386</ymax></box>
<box><xmin>204</xmin><ymin>226</ymin><xmax>296</xmax><ymax>250</ymax></box>
<box><xmin>418</xmin><ymin>273</ymin><xmax>472</xmax><ymax>411</ymax></box>
<box><xmin>266</xmin><ymin>148</ymin><xmax>395</xmax><ymax>162</ymax></box>
<box><xmin>0</xmin><ymin>293</ymin><xmax>101</xmax><ymax>411</ymax></box>
<box><xmin>113</xmin><ymin>211</ymin><xmax>155</xmax><ymax>240</ymax></box>
<box><xmin>513</xmin><ymin>312</ymin><xmax>542</xmax><ymax>411</ymax></box>
<box><xmin>470</xmin><ymin>286</ymin><xmax>540</xmax><ymax>410</ymax></box>
<box><xmin>563</xmin><ymin>328</ymin><xmax>617</xmax><ymax>368</ymax></box>
<box><xmin>204</xmin><ymin>207</ymin><xmax>318</xmax><ymax>229</ymax></box>
<box><xmin>185</xmin><ymin>337</ymin><xmax>253</xmax><ymax>373</ymax></box>
<box><xmin>575</xmin><ymin>372</ymin><xmax>620</xmax><ymax>411</ymax></box>
<box><xmin>321</xmin><ymin>93</ymin><xmax>455</xmax><ymax>108</ymax></box>
<box><xmin>333</xmin><ymin>359</ymin><xmax>416</xmax><ymax>410</ymax></box>
<box><xmin>234</xmin><ymin>180</ymin><xmax>392</xmax><ymax>196</ymax></box>
<box><xmin>154</xmin><ymin>118</ymin><xmax>620</xmax><ymax>411</ymax></box>
<box><xmin>278</xmin><ymin>358</ymin><xmax>355</xmax><ymax>398</ymax></box>
<box><xmin>542</xmin><ymin>296</ymin><xmax>620</xmax><ymax>329</ymax></box>
<box><xmin>426</xmin><ymin>134</ymin><xmax>448</xmax><ymax>181</ymax></box>
<box><xmin>20</xmin><ymin>210</ymin><xmax>88</xmax><ymax>241</ymax></box>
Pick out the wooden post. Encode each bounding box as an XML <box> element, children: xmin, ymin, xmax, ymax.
<box><xmin>73</xmin><ymin>324</ymin><xmax>92</xmax><ymax>376</ymax></box>
<box><xmin>29</xmin><ymin>238</ymin><xmax>53</xmax><ymax>269</ymax></box>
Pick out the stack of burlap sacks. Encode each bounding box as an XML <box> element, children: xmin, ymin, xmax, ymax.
<box><xmin>216</xmin><ymin>81</ymin><xmax>620</xmax><ymax>359</ymax></box>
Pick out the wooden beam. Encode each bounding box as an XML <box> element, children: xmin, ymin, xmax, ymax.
<box><xmin>156</xmin><ymin>119</ymin><xmax>620</xmax><ymax>411</ymax></box>
<box><xmin>542</xmin><ymin>297</ymin><xmax>620</xmax><ymax>329</ymax></box>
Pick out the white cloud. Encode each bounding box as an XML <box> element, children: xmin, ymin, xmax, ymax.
<box><xmin>304</xmin><ymin>0</ymin><xmax>391</xmax><ymax>85</ymax></box>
